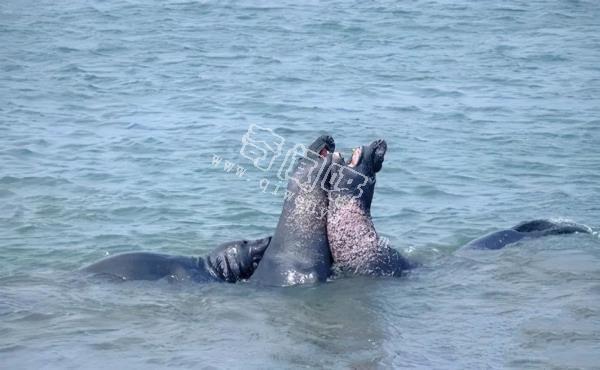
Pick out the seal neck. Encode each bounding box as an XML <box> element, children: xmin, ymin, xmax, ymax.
<box><xmin>326</xmin><ymin>196</ymin><xmax>383</xmax><ymax>274</ymax></box>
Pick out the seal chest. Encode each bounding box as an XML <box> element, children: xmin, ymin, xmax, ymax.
<box><xmin>327</xmin><ymin>197</ymin><xmax>384</xmax><ymax>275</ymax></box>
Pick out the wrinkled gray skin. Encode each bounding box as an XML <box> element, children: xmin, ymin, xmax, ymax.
<box><xmin>462</xmin><ymin>219</ymin><xmax>592</xmax><ymax>250</ymax></box>
<box><xmin>250</xmin><ymin>135</ymin><xmax>336</xmax><ymax>286</ymax></box>
<box><xmin>82</xmin><ymin>236</ymin><xmax>272</xmax><ymax>283</ymax></box>
<box><xmin>327</xmin><ymin>139</ymin><xmax>411</xmax><ymax>277</ymax></box>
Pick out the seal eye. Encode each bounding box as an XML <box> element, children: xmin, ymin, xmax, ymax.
<box><xmin>242</xmin><ymin>240</ymin><xmax>248</xmax><ymax>244</ymax></box>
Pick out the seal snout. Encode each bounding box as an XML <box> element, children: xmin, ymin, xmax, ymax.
<box><xmin>309</xmin><ymin>135</ymin><xmax>335</xmax><ymax>158</ymax></box>
<box><xmin>373</xmin><ymin>138</ymin><xmax>386</xmax><ymax>149</ymax></box>
<box><xmin>320</xmin><ymin>135</ymin><xmax>335</xmax><ymax>157</ymax></box>
<box><xmin>371</xmin><ymin>139</ymin><xmax>387</xmax><ymax>173</ymax></box>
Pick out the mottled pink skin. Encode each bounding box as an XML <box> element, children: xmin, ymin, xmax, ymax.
<box><xmin>327</xmin><ymin>196</ymin><xmax>398</xmax><ymax>276</ymax></box>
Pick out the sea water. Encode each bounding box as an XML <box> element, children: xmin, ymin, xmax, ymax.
<box><xmin>1</xmin><ymin>0</ymin><xmax>599</xmax><ymax>368</ymax></box>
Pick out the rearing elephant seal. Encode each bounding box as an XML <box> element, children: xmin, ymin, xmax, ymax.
<box><xmin>327</xmin><ymin>139</ymin><xmax>411</xmax><ymax>277</ymax></box>
<box><xmin>250</xmin><ymin>135</ymin><xmax>336</xmax><ymax>286</ymax></box>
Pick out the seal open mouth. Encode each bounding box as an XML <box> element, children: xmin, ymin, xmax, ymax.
<box><xmin>310</xmin><ymin>135</ymin><xmax>335</xmax><ymax>158</ymax></box>
<box><xmin>348</xmin><ymin>147</ymin><xmax>362</xmax><ymax>167</ymax></box>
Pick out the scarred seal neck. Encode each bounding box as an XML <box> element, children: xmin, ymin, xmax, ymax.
<box><xmin>327</xmin><ymin>195</ymin><xmax>384</xmax><ymax>274</ymax></box>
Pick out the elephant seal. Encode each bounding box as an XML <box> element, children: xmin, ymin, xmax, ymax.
<box><xmin>250</xmin><ymin>135</ymin><xmax>336</xmax><ymax>286</ymax></box>
<box><xmin>327</xmin><ymin>139</ymin><xmax>411</xmax><ymax>277</ymax></box>
<box><xmin>82</xmin><ymin>236</ymin><xmax>271</xmax><ymax>283</ymax></box>
<box><xmin>462</xmin><ymin>219</ymin><xmax>592</xmax><ymax>250</ymax></box>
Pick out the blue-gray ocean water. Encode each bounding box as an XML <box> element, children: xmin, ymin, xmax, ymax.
<box><xmin>1</xmin><ymin>0</ymin><xmax>600</xmax><ymax>368</ymax></box>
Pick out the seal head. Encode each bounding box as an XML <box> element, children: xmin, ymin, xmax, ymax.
<box><xmin>327</xmin><ymin>139</ymin><xmax>410</xmax><ymax>276</ymax></box>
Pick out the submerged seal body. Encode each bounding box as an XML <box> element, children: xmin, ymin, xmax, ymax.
<box><xmin>82</xmin><ymin>236</ymin><xmax>271</xmax><ymax>283</ymax></box>
<box><xmin>463</xmin><ymin>219</ymin><xmax>592</xmax><ymax>250</ymax></box>
<box><xmin>327</xmin><ymin>139</ymin><xmax>411</xmax><ymax>277</ymax></box>
<box><xmin>250</xmin><ymin>135</ymin><xmax>336</xmax><ymax>286</ymax></box>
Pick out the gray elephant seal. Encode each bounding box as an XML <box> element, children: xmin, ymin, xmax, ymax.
<box><xmin>82</xmin><ymin>236</ymin><xmax>271</xmax><ymax>283</ymax></box>
<box><xmin>462</xmin><ymin>219</ymin><xmax>592</xmax><ymax>250</ymax></box>
<box><xmin>250</xmin><ymin>135</ymin><xmax>336</xmax><ymax>286</ymax></box>
<box><xmin>327</xmin><ymin>139</ymin><xmax>411</xmax><ymax>277</ymax></box>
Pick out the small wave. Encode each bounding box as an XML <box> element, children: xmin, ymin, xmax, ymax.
<box><xmin>412</xmin><ymin>185</ymin><xmax>463</xmax><ymax>198</ymax></box>
<box><xmin>93</xmin><ymin>44</ymin><xmax>128</xmax><ymax>54</ymax></box>
<box><xmin>493</xmin><ymin>7</ymin><xmax>527</xmax><ymax>12</ymax></box>
<box><xmin>0</xmin><ymin>189</ymin><xmax>16</xmax><ymax>198</ymax></box>
<box><xmin>58</xmin><ymin>64</ymin><xmax>86</xmax><ymax>73</ymax></box>
<box><xmin>110</xmin><ymin>206</ymin><xmax>153</xmax><ymax>217</ymax></box>
<box><xmin>252</xmin><ymin>56</ymin><xmax>282</xmax><ymax>65</ymax></box>
<box><xmin>265</xmin><ymin>76</ymin><xmax>309</xmax><ymax>83</ymax></box>
<box><xmin>417</xmin><ymin>87</ymin><xmax>465</xmax><ymax>98</ymax></box>
<box><xmin>376</xmin><ymin>104</ymin><xmax>421</xmax><ymax>113</ymax></box>
<box><xmin>56</xmin><ymin>46</ymin><xmax>79</xmax><ymax>53</ymax></box>
<box><xmin>380</xmin><ymin>207</ymin><xmax>421</xmax><ymax>219</ymax></box>
<box><xmin>15</xmin><ymin>225</ymin><xmax>36</xmax><ymax>233</ymax></box>
<box><xmin>522</xmin><ymin>53</ymin><xmax>570</xmax><ymax>63</ymax></box>
<box><xmin>2</xmin><ymin>64</ymin><xmax>23</xmax><ymax>72</ymax></box>
<box><xmin>125</xmin><ymin>123</ymin><xmax>155</xmax><ymax>130</ymax></box>
<box><xmin>0</xmin><ymin>176</ymin><xmax>71</xmax><ymax>186</ymax></box>
<box><xmin>2</xmin><ymin>148</ymin><xmax>40</xmax><ymax>157</ymax></box>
